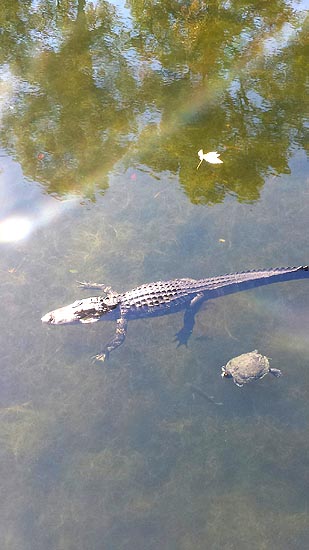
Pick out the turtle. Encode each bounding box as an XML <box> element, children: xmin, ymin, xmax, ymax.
<box><xmin>221</xmin><ymin>350</ymin><xmax>281</xmax><ymax>387</ymax></box>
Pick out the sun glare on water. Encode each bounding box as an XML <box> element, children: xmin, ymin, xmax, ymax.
<box><xmin>0</xmin><ymin>216</ymin><xmax>32</xmax><ymax>242</ymax></box>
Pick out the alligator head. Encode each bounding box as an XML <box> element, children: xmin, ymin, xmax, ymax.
<box><xmin>41</xmin><ymin>296</ymin><xmax>119</xmax><ymax>325</ymax></box>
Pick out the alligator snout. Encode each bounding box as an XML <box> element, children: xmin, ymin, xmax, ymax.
<box><xmin>41</xmin><ymin>303</ymin><xmax>84</xmax><ymax>325</ymax></box>
<box><xmin>41</xmin><ymin>312</ymin><xmax>54</xmax><ymax>324</ymax></box>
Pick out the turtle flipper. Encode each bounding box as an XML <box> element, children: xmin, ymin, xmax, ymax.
<box><xmin>269</xmin><ymin>368</ymin><xmax>282</xmax><ymax>378</ymax></box>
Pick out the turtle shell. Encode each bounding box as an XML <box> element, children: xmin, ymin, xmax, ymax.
<box><xmin>222</xmin><ymin>350</ymin><xmax>270</xmax><ymax>387</ymax></box>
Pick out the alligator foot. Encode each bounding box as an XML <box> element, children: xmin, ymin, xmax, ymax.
<box><xmin>77</xmin><ymin>281</ymin><xmax>119</xmax><ymax>298</ymax></box>
<box><xmin>92</xmin><ymin>317</ymin><xmax>128</xmax><ymax>363</ymax></box>
<box><xmin>77</xmin><ymin>281</ymin><xmax>112</xmax><ymax>292</ymax></box>
<box><xmin>174</xmin><ymin>328</ymin><xmax>192</xmax><ymax>347</ymax></box>
<box><xmin>174</xmin><ymin>295</ymin><xmax>204</xmax><ymax>347</ymax></box>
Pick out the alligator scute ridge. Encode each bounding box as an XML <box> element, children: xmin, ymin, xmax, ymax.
<box><xmin>41</xmin><ymin>265</ymin><xmax>309</xmax><ymax>361</ymax></box>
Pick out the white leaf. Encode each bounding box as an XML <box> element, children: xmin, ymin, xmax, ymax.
<box><xmin>197</xmin><ymin>149</ymin><xmax>204</xmax><ymax>160</ymax></box>
<box><xmin>203</xmin><ymin>151</ymin><xmax>223</xmax><ymax>164</ymax></box>
<box><xmin>196</xmin><ymin>149</ymin><xmax>223</xmax><ymax>169</ymax></box>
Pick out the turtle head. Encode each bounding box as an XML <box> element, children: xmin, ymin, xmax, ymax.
<box><xmin>221</xmin><ymin>366</ymin><xmax>232</xmax><ymax>379</ymax></box>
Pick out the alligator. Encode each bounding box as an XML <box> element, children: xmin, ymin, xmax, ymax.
<box><xmin>41</xmin><ymin>265</ymin><xmax>309</xmax><ymax>361</ymax></box>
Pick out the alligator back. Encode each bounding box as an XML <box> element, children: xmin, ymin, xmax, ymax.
<box><xmin>119</xmin><ymin>278</ymin><xmax>198</xmax><ymax>318</ymax></box>
<box><xmin>118</xmin><ymin>266</ymin><xmax>309</xmax><ymax>319</ymax></box>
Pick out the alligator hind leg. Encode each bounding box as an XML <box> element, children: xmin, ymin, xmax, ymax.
<box><xmin>175</xmin><ymin>293</ymin><xmax>204</xmax><ymax>346</ymax></box>
<box><xmin>94</xmin><ymin>317</ymin><xmax>128</xmax><ymax>362</ymax></box>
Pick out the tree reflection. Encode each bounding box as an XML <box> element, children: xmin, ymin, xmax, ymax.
<box><xmin>0</xmin><ymin>0</ymin><xmax>138</xmax><ymax>198</ymax></box>
<box><xmin>0</xmin><ymin>0</ymin><xmax>307</xmax><ymax>203</ymax></box>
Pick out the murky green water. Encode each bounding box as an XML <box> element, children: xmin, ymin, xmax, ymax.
<box><xmin>1</xmin><ymin>1</ymin><xmax>309</xmax><ymax>548</ymax></box>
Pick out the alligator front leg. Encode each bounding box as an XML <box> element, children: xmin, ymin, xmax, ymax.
<box><xmin>94</xmin><ymin>317</ymin><xmax>128</xmax><ymax>362</ymax></box>
<box><xmin>175</xmin><ymin>293</ymin><xmax>204</xmax><ymax>346</ymax></box>
<box><xmin>77</xmin><ymin>281</ymin><xmax>119</xmax><ymax>300</ymax></box>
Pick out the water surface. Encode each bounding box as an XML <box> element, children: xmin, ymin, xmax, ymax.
<box><xmin>0</xmin><ymin>1</ymin><xmax>309</xmax><ymax>548</ymax></box>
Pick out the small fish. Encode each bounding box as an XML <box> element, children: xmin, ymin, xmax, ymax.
<box><xmin>186</xmin><ymin>383</ymin><xmax>223</xmax><ymax>406</ymax></box>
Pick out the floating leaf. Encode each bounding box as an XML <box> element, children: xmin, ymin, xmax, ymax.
<box><xmin>197</xmin><ymin>149</ymin><xmax>223</xmax><ymax>169</ymax></box>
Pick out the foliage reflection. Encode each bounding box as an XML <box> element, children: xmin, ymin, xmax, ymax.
<box><xmin>0</xmin><ymin>0</ymin><xmax>307</xmax><ymax>203</ymax></box>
